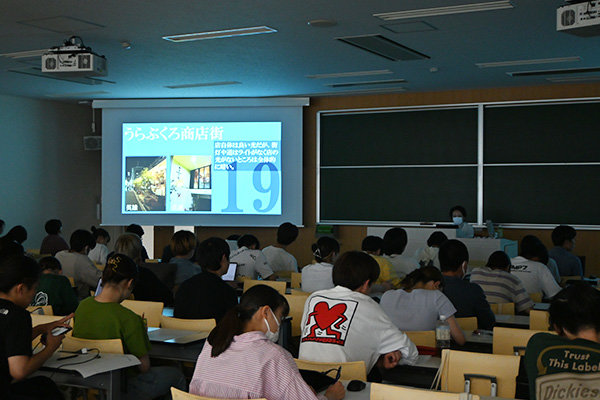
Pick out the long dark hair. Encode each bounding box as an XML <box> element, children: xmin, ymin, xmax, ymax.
<box><xmin>208</xmin><ymin>285</ymin><xmax>289</xmax><ymax>357</ymax></box>
<box><xmin>401</xmin><ymin>266</ymin><xmax>443</xmax><ymax>290</ymax></box>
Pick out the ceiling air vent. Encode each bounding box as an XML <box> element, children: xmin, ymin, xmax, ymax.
<box><xmin>336</xmin><ymin>35</ymin><xmax>429</xmax><ymax>61</ymax></box>
<box><xmin>507</xmin><ymin>66</ymin><xmax>600</xmax><ymax>77</ymax></box>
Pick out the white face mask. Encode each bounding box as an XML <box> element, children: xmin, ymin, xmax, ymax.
<box><xmin>263</xmin><ymin>308</ymin><xmax>280</xmax><ymax>343</ymax></box>
<box><xmin>453</xmin><ymin>216</ymin><xmax>463</xmax><ymax>225</ymax></box>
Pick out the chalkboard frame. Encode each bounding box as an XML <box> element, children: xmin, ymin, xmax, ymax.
<box><xmin>317</xmin><ymin>98</ymin><xmax>600</xmax><ymax>229</ymax></box>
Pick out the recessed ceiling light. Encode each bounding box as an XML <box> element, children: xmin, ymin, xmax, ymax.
<box><xmin>373</xmin><ymin>1</ymin><xmax>513</xmax><ymax>21</ymax></box>
<box><xmin>546</xmin><ymin>75</ymin><xmax>600</xmax><ymax>83</ymax></box>
<box><xmin>165</xmin><ymin>81</ymin><xmax>241</xmax><ymax>89</ymax></box>
<box><xmin>308</xmin><ymin>19</ymin><xmax>337</xmax><ymax>28</ymax></box>
<box><xmin>326</xmin><ymin>78</ymin><xmax>406</xmax><ymax>88</ymax></box>
<box><xmin>306</xmin><ymin>69</ymin><xmax>393</xmax><ymax>79</ymax></box>
<box><xmin>0</xmin><ymin>49</ymin><xmax>49</xmax><ymax>59</ymax></box>
<box><xmin>476</xmin><ymin>56</ymin><xmax>581</xmax><ymax>68</ymax></box>
<box><xmin>163</xmin><ymin>26</ymin><xmax>277</xmax><ymax>42</ymax></box>
<box><xmin>507</xmin><ymin>66</ymin><xmax>600</xmax><ymax>77</ymax></box>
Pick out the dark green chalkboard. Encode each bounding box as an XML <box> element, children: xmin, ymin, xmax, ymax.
<box><xmin>483</xmin><ymin>165</ymin><xmax>600</xmax><ymax>225</ymax></box>
<box><xmin>484</xmin><ymin>102</ymin><xmax>600</xmax><ymax>164</ymax></box>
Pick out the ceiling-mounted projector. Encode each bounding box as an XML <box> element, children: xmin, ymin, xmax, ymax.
<box><xmin>42</xmin><ymin>36</ymin><xmax>107</xmax><ymax>76</ymax></box>
<box><xmin>557</xmin><ymin>1</ymin><xmax>600</xmax><ymax>36</ymax></box>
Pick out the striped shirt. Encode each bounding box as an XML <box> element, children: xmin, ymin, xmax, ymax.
<box><xmin>470</xmin><ymin>267</ymin><xmax>533</xmax><ymax>313</ymax></box>
<box><xmin>190</xmin><ymin>331</ymin><xmax>325</xmax><ymax>400</ymax></box>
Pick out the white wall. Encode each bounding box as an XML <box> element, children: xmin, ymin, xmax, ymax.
<box><xmin>0</xmin><ymin>94</ymin><xmax>102</xmax><ymax>250</ymax></box>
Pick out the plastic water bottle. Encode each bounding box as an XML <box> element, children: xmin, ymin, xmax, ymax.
<box><xmin>436</xmin><ymin>315</ymin><xmax>451</xmax><ymax>349</ymax></box>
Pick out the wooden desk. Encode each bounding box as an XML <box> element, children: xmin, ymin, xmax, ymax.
<box><xmin>34</xmin><ymin>352</ymin><xmax>139</xmax><ymax>400</ymax></box>
<box><xmin>494</xmin><ymin>314</ymin><xmax>529</xmax><ymax>328</ymax></box>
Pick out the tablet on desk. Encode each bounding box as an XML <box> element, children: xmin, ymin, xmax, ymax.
<box><xmin>222</xmin><ymin>263</ymin><xmax>237</xmax><ymax>281</ymax></box>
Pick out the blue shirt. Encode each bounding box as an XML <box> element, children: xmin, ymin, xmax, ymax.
<box><xmin>548</xmin><ymin>247</ymin><xmax>583</xmax><ymax>277</ymax></box>
<box><xmin>456</xmin><ymin>222</ymin><xmax>474</xmax><ymax>238</ymax></box>
<box><xmin>442</xmin><ymin>275</ymin><xmax>495</xmax><ymax>330</ymax></box>
<box><xmin>171</xmin><ymin>257</ymin><xmax>202</xmax><ymax>285</ymax></box>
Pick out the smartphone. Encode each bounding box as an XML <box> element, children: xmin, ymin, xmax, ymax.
<box><xmin>51</xmin><ymin>326</ymin><xmax>73</xmax><ymax>336</ymax></box>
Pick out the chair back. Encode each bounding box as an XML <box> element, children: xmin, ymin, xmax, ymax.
<box><xmin>492</xmin><ymin>327</ymin><xmax>545</xmax><ymax>355</ymax></box>
<box><xmin>121</xmin><ymin>299</ymin><xmax>164</xmax><ymax>327</ymax></box>
<box><xmin>170</xmin><ymin>387</ymin><xmax>267</xmax><ymax>400</ymax></box>
<box><xmin>290</xmin><ymin>289</ymin><xmax>311</xmax><ymax>297</ymax></box>
<box><xmin>371</xmin><ymin>383</ymin><xmax>480</xmax><ymax>400</ymax></box>
<box><xmin>438</xmin><ymin>349</ymin><xmax>520</xmax><ymax>398</ymax></box>
<box><xmin>405</xmin><ymin>331</ymin><xmax>436</xmax><ymax>347</ymax></box>
<box><xmin>27</xmin><ymin>305</ymin><xmax>54</xmax><ymax>315</ymax></box>
<box><xmin>489</xmin><ymin>303</ymin><xmax>515</xmax><ymax>315</ymax></box>
<box><xmin>243</xmin><ymin>280</ymin><xmax>286</xmax><ymax>295</ymax></box>
<box><xmin>145</xmin><ymin>259</ymin><xmax>160</xmax><ymax>263</ymax></box>
<box><xmin>160</xmin><ymin>316</ymin><xmax>216</xmax><ymax>331</ymax></box>
<box><xmin>530</xmin><ymin>310</ymin><xmax>551</xmax><ymax>331</ymax></box>
<box><xmin>31</xmin><ymin>314</ymin><xmax>66</xmax><ymax>327</ymax></box>
<box><xmin>455</xmin><ymin>317</ymin><xmax>477</xmax><ymax>332</ymax></box>
<box><xmin>67</xmin><ymin>276</ymin><xmax>76</xmax><ymax>287</ymax></box>
<box><xmin>275</xmin><ymin>270</ymin><xmax>293</xmax><ymax>279</ymax></box>
<box><xmin>530</xmin><ymin>292</ymin><xmax>543</xmax><ymax>303</ymax></box>
<box><xmin>291</xmin><ymin>272</ymin><xmax>302</xmax><ymax>289</ymax></box>
<box><xmin>142</xmin><ymin>262</ymin><xmax>177</xmax><ymax>290</ymax></box>
<box><xmin>63</xmin><ymin>336</ymin><xmax>124</xmax><ymax>354</ymax></box>
<box><xmin>284</xmin><ymin>294</ymin><xmax>308</xmax><ymax>336</ymax></box>
<box><xmin>294</xmin><ymin>359</ymin><xmax>367</xmax><ymax>381</ymax></box>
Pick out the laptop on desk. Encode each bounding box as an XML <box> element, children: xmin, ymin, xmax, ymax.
<box><xmin>147</xmin><ymin>328</ymin><xmax>209</xmax><ymax>345</ymax></box>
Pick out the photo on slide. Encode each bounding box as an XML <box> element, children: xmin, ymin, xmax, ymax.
<box><xmin>169</xmin><ymin>155</ymin><xmax>212</xmax><ymax>212</ymax></box>
<box><xmin>124</xmin><ymin>156</ymin><xmax>166</xmax><ymax>212</ymax></box>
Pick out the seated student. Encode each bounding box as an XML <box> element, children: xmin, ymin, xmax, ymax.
<box><xmin>88</xmin><ymin>226</ymin><xmax>110</xmax><ymax>265</ymax></box>
<box><xmin>55</xmin><ymin>229</ymin><xmax>101</xmax><ymax>300</ymax></box>
<box><xmin>440</xmin><ymin>239</ymin><xmax>495</xmax><ymax>330</ymax></box>
<box><xmin>382</xmin><ymin>227</ymin><xmax>418</xmax><ymax>278</ymax></box>
<box><xmin>525</xmin><ymin>283</ymin><xmax>600</xmax><ymax>400</ymax></box>
<box><xmin>125</xmin><ymin>224</ymin><xmax>149</xmax><ymax>261</ymax></box>
<box><xmin>361</xmin><ymin>235</ymin><xmax>400</xmax><ymax>291</ymax></box>
<box><xmin>73</xmin><ymin>254</ymin><xmax>186</xmax><ymax>399</ymax></box>
<box><xmin>449</xmin><ymin>205</ymin><xmax>474</xmax><ymax>238</ymax></box>
<box><xmin>301</xmin><ymin>237</ymin><xmax>339</xmax><ymax>293</ymax></box>
<box><xmin>548</xmin><ymin>225</ymin><xmax>584</xmax><ymax>277</ymax></box>
<box><xmin>230</xmin><ymin>234</ymin><xmax>275</xmax><ymax>280</ymax></box>
<box><xmin>170</xmin><ymin>230</ymin><xmax>202</xmax><ymax>287</ymax></box>
<box><xmin>225</xmin><ymin>234</ymin><xmax>240</xmax><ymax>253</ymax></box>
<box><xmin>262</xmin><ymin>222</ymin><xmax>299</xmax><ymax>272</ymax></box>
<box><xmin>0</xmin><ymin>254</ymin><xmax>72</xmax><ymax>400</ymax></box>
<box><xmin>381</xmin><ymin>266</ymin><xmax>466</xmax><ymax>345</ymax></box>
<box><xmin>299</xmin><ymin>251</ymin><xmax>418</xmax><ymax>377</ymax></box>
<box><xmin>0</xmin><ymin>219</ymin><xmax>4</xmax><ymax>235</ymax></box>
<box><xmin>511</xmin><ymin>235</ymin><xmax>561</xmax><ymax>299</ymax></box>
<box><xmin>113</xmin><ymin>233</ymin><xmax>173</xmax><ymax>306</ymax></box>
<box><xmin>416</xmin><ymin>231</ymin><xmax>448</xmax><ymax>269</ymax></box>
<box><xmin>0</xmin><ymin>226</ymin><xmax>27</xmax><ymax>256</ymax></box>
<box><xmin>31</xmin><ymin>256</ymin><xmax>78</xmax><ymax>316</ymax></box>
<box><xmin>532</xmin><ymin>240</ymin><xmax>561</xmax><ymax>283</ymax></box>
<box><xmin>39</xmin><ymin>219</ymin><xmax>69</xmax><ymax>256</ymax></box>
<box><xmin>470</xmin><ymin>251</ymin><xmax>533</xmax><ymax>314</ymax></box>
<box><xmin>174</xmin><ymin>237</ymin><xmax>237</xmax><ymax>322</ymax></box>
<box><xmin>190</xmin><ymin>285</ymin><xmax>344</xmax><ymax>400</ymax></box>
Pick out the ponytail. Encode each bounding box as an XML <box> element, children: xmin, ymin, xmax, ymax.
<box><xmin>207</xmin><ymin>284</ymin><xmax>289</xmax><ymax>357</ymax></box>
<box><xmin>311</xmin><ymin>237</ymin><xmax>340</xmax><ymax>263</ymax></box>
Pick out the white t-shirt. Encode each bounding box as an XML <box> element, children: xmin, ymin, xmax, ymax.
<box><xmin>301</xmin><ymin>262</ymin><xmax>334</xmax><ymax>293</ymax></box>
<box><xmin>510</xmin><ymin>256</ymin><xmax>561</xmax><ymax>298</ymax></box>
<box><xmin>230</xmin><ymin>246</ymin><xmax>274</xmax><ymax>280</ymax></box>
<box><xmin>88</xmin><ymin>243</ymin><xmax>109</xmax><ymax>265</ymax></box>
<box><xmin>262</xmin><ymin>246</ymin><xmax>298</xmax><ymax>273</ymax></box>
<box><xmin>415</xmin><ymin>246</ymin><xmax>441</xmax><ymax>269</ymax></box>
<box><xmin>383</xmin><ymin>254</ymin><xmax>419</xmax><ymax>278</ymax></box>
<box><xmin>299</xmin><ymin>286</ymin><xmax>418</xmax><ymax>372</ymax></box>
<box><xmin>380</xmin><ymin>289</ymin><xmax>456</xmax><ymax>331</ymax></box>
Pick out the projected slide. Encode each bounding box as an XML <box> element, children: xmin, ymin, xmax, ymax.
<box><xmin>122</xmin><ymin>122</ymin><xmax>282</xmax><ymax>215</ymax></box>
